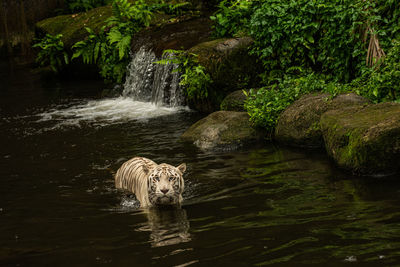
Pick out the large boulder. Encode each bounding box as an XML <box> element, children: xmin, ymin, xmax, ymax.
<box><xmin>320</xmin><ymin>102</ymin><xmax>400</xmax><ymax>175</ymax></box>
<box><xmin>275</xmin><ymin>93</ymin><xmax>370</xmax><ymax>148</ymax></box>
<box><xmin>188</xmin><ymin>37</ymin><xmax>261</xmax><ymax>112</ymax></box>
<box><xmin>181</xmin><ymin>111</ymin><xmax>264</xmax><ymax>150</ymax></box>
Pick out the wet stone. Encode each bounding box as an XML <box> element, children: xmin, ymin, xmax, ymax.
<box><xmin>181</xmin><ymin>111</ymin><xmax>264</xmax><ymax>150</ymax></box>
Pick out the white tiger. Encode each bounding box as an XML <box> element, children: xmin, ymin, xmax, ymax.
<box><xmin>115</xmin><ymin>157</ymin><xmax>186</xmax><ymax>207</ymax></box>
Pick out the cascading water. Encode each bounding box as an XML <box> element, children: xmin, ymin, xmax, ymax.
<box><xmin>123</xmin><ymin>46</ymin><xmax>185</xmax><ymax>107</ymax></box>
<box><xmin>36</xmin><ymin>47</ymin><xmax>187</xmax><ymax>128</ymax></box>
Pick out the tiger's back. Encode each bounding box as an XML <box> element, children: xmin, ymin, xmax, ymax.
<box><xmin>115</xmin><ymin>157</ymin><xmax>157</xmax><ymax>206</ymax></box>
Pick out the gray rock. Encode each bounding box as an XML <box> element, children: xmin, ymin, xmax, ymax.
<box><xmin>275</xmin><ymin>93</ymin><xmax>370</xmax><ymax>148</ymax></box>
<box><xmin>181</xmin><ymin>111</ymin><xmax>263</xmax><ymax>150</ymax></box>
<box><xmin>220</xmin><ymin>90</ymin><xmax>248</xmax><ymax>111</ymax></box>
<box><xmin>321</xmin><ymin>102</ymin><xmax>400</xmax><ymax>176</ymax></box>
<box><xmin>188</xmin><ymin>37</ymin><xmax>261</xmax><ymax>113</ymax></box>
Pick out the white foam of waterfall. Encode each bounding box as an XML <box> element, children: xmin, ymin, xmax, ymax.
<box><xmin>36</xmin><ymin>47</ymin><xmax>187</xmax><ymax>128</ymax></box>
<box><xmin>123</xmin><ymin>47</ymin><xmax>185</xmax><ymax>107</ymax></box>
<box><xmin>37</xmin><ymin>97</ymin><xmax>186</xmax><ymax>128</ymax></box>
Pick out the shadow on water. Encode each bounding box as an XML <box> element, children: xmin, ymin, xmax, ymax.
<box><xmin>2</xmin><ymin>60</ymin><xmax>400</xmax><ymax>266</ymax></box>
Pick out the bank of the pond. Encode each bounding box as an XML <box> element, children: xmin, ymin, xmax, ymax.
<box><xmin>185</xmin><ymin>92</ymin><xmax>400</xmax><ymax>177</ymax></box>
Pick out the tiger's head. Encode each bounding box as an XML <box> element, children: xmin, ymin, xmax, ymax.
<box><xmin>145</xmin><ymin>163</ymin><xmax>186</xmax><ymax>206</ymax></box>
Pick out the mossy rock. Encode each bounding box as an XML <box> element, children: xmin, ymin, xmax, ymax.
<box><xmin>35</xmin><ymin>6</ymin><xmax>113</xmax><ymax>49</ymax></box>
<box><xmin>220</xmin><ymin>90</ymin><xmax>247</xmax><ymax>111</ymax></box>
<box><xmin>181</xmin><ymin>111</ymin><xmax>264</xmax><ymax>150</ymax></box>
<box><xmin>275</xmin><ymin>93</ymin><xmax>370</xmax><ymax>148</ymax></box>
<box><xmin>320</xmin><ymin>102</ymin><xmax>400</xmax><ymax>176</ymax></box>
<box><xmin>35</xmin><ymin>5</ymin><xmax>174</xmax><ymax>49</ymax></box>
<box><xmin>188</xmin><ymin>37</ymin><xmax>261</xmax><ymax>112</ymax></box>
<box><xmin>189</xmin><ymin>37</ymin><xmax>260</xmax><ymax>90</ymax></box>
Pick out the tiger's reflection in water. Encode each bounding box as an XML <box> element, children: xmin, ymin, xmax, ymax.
<box><xmin>137</xmin><ymin>206</ymin><xmax>191</xmax><ymax>247</ymax></box>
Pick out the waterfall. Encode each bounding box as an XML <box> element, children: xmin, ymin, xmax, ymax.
<box><xmin>123</xmin><ymin>47</ymin><xmax>185</xmax><ymax>107</ymax></box>
<box><xmin>35</xmin><ymin>46</ymin><xmax>188</xmax><ymax>129</ymax></box>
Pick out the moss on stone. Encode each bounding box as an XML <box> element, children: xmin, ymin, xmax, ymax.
<box><xmin>190</xmin><ymin>37</ymin><xmax>259</xmax><ymax>90</ymax></box>
<box><xmin>320</xmin><ymin>102</ymin><xmax>400</xmax><ymax>175</ymax></box>
<box><xmin>188</xmin><ymin>37</ymin><xmax>261</xmax><ymax>112</ymax></box>
<box><xmin>36</xmin><ymin>6</ymin><xmax>113</xmax><ymax>48</ymax></box>
<box><xmin>275</xmin><ymin>93</ymin><xmax>370</xmax><ymax>148</ymax></box>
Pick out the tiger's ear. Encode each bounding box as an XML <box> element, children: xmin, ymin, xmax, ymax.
<box><xmin>176</xmin><ymin>163</ymin><xmax>186</xmax><ymax>174</ymax></box>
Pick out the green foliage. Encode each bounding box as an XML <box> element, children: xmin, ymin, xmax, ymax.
<box><xmin>210</xmin><ymin>0</ymin><xmax>253</xmax><ymax>37</ymax></box>
<box><xmin>376</xmin><ymin>0</ymin><xmax>400</xmax><ymax>50</ymax></box>
<box><xmin>65</xmin><ymin>0</ymin><xmax>110</xmax><ymax>13</ymax></box>
<box><xmin>210</xmin><ymin>0</ymin><xmax>400</xmax><ymax>84</ymax></box>
<box><xmin>109</xmin><ymin>0</ymin><xmax>152</xmax><ymax>28</ymax></box>
<box><xmin>351</xmin><ymin>40</ymin><xmax>400</xmax><ymax>103</ymax></box>
<box><xmin>33</xmin><ymin>34</ymin><xmax>69</xmax><ymax>73</ymax></box>
<box><xmin>156</xmin><ymin>49</ymin><xmax>212</xmax><ymax>100</ymax></box>
<box><xmin>249</xmin><ymin>0</ymin><xmax>373</xmax><ymax>83</ymax></box>
<box><xmin>71</xmin><ymin>0</ymin><xmax>153</xmax><ymax>83</ymax></box>
<box><xmin>71</xmin><ymin>27</ymin><xmax>107</xmax><ymax>64</ymax></box>
<box><xmin>244</xmin><ymin>73</ymin><xmax>346</xmax><ymax>130</ymax></box>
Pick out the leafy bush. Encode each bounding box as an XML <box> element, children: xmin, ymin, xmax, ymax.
<box><xmin>249</xmin><ymin>0</ymin><xmax>374</xmax><ymax>83</ymax></box>
<box><xmin>71</xmin><ymin>0</ymin><xmax>153</xmax><ymax>83</ymax></box>
<box><xmin>244</xmin><ymin>73</ymin><xmax>346</xmax><ymax>130</ymax></box>
<box><xmin>351</xmin><ymin>40</ymin><xmax>400</xmax><ymax>102</ymax></box>
<box><xmin>156</xmin><ymin>49</ymin><xmax>212</xmax><ymax>100</ymax></box>
<box><xmin>71</xmin><ymin>27</ymin><xmax>107</xmax><ymax>64</ymax></box>
<box><xmin>375</xmin><ymin>0</ymin><xmax>400</xmax><ymax>50</ymax></box>
<box><xmin>33</xmin><ymin>34</ymin><xmax>69</xmax><ymax>73</ymax></box>
<box><xmin>210</xmin><ymin>0</ymin><xmax>253</xmax><ymax>37</ymax></box>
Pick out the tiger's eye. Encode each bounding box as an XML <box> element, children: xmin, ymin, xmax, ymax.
<box><xmin>154</xmin><ymin>176</ymin><xmax>160</xmax><ymax>181</ymax></box>
<box><xmin>169</xmin><ymin>176</ymin><xmax>175</xmax><ymax>181</ymax></box>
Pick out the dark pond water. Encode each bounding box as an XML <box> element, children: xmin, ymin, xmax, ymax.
<box><xmin>2</xmin><ymin>60</ymin><xmax>400</xmax><ymax>266</ymax></box>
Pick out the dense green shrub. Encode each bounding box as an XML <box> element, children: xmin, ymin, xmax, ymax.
<box><xmin>249</xmin><ymin>0</ymin><xmax>373</xmax><ymax>83</ymax></box>
<box><xmin>210</xmin><ymin>0</ymin><xmax>400</xmax><ymax>83</ymax></box>
<box><xmin>71</xmin><ymin>0</ymin><xmax>153</xmax><ymax>83</ymax></box>
<box><xmin>244</xmin><ymin>73</ymin><xmax>346</xmax><ymax>130</ymax></box>
<box><xmin>210</xmin><ymin>0</ymin><xmax>253</xmax><ymax>37</ymax></box>
<box><xmin>33</xmin><ymin>34</ymin><xmax>69</xmax><ymax>73</ymax></box>
<box><xmin>351</xmin><ymin>40</ymin><xmax>400</xmax><ymax>103</ymax></box>
<box><xmin>376</xmin><ymin>0</ymin><xmax>400</xmax><ymax>50</ymax></box>
<box><xmin>156</xmin><ymin>49</ymin><xmax>212</xmax><ymax>100</ymax></box>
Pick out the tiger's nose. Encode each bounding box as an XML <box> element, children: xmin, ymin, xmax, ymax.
<box><xmin>161</xmin><ymin>188</ymin><xmax>169</xmax><ymax>194</ymax></box>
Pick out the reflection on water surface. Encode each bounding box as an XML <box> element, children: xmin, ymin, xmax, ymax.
<box><xmin>1</xmin><ymin>61</ymin><xmax>400</xmax><ymax>266</ymax></box>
